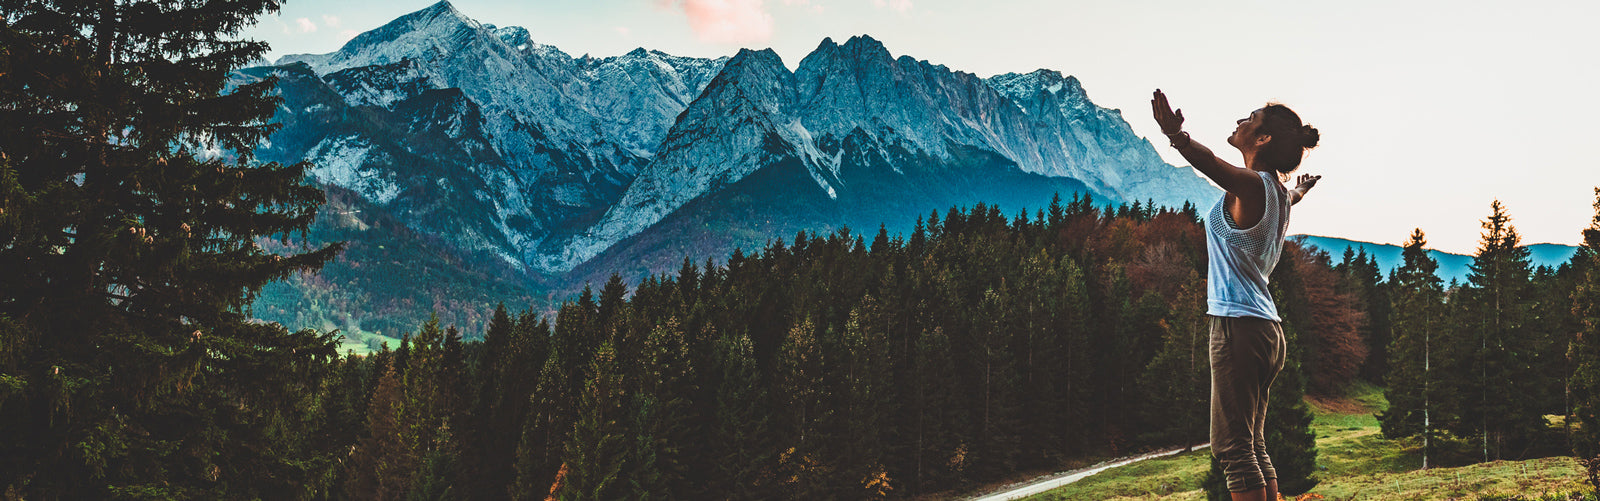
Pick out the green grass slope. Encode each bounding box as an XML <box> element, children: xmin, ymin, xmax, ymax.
<box><xmin>1022</xmin><ymin>383</ymin><xmax>1591</xmax><ymax>501</ymax></box>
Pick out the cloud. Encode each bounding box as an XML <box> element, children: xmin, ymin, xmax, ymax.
<box><xmin>666</xmin><ymin>0</ymin><xmax>774</xmax><ymax>44</ymax></box>
<box><xmin>871</xmin><ymin>0</ymin><xmax>911</xmax><ymax>13</ymax></box>
<box><xmin>321</xmin><ymin>15</ymin><xmax>342</xmax><ymax>28</ymax></box>
<box><xmin>295</xmin><ymin>17</ymin><xmax>317</xmax><ymax>33</ymax></box>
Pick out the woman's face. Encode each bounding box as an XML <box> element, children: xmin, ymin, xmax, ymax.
<box><xmin>1228</xmin><ymin>108</ymin><xmax>1267</xmax><ymax>151</ymax></box>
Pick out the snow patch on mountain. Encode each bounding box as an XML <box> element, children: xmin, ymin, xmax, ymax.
<box><xmin>322</xmin><ymin>58</ymin><xmax>433</xmax><ymax>109</ymax></box>
<box><xmin>306</xmin><ymin>135</ymin><xmax>399</xmax><ymax>204</ymax></box>
<box><xmin>786</xmin><ymin>119</ymin><xmax>841</xmax><ymax>199</ymax></box>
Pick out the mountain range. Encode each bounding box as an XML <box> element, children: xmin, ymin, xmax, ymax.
<box><xmin>236</xmin><ymin>1</ymin><xmax>1340</xmax><ymax>342</ymax></box>
<box><xmin>1294</xmin><ymin>235</ymin><xmax>1579</xmax><ymax>284</ymax></box>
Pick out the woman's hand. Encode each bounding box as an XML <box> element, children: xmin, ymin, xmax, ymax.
<box><xmin>1151</xmin><ymin>89</ymin><xmax>1185</xmax><ymax>135</ymax></box>
<box><xmin>1290</xmin><ymin>174</ymin><xmax>1321</xmax><ymax>205</ymax></box>
<box><xmin>1295</xmin><ymin>174</ymin><xmax>1321</xmax><ymax>191</ymax></box>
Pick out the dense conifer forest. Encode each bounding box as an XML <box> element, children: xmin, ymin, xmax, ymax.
<box><xmin>5</xmin><ymin>0</ymin><xmax>1600</xmax><ymax>498</ymax></box>
<box><xmin>318</xmin><ymin>195</ymin><xmax>1337</xmax><ymax>499</ymax></box>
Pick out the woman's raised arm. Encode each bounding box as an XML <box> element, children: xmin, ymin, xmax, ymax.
<box><xmin>1151</xmin><ymin>89</ymin><xmax>1263</xmax><ymax>199</ymax></box>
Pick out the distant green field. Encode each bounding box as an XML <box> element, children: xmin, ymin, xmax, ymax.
<box><xmin>1023</xmin><ymin>382</ymin><xmax>1592</xmax><ymax>501</ymax></box>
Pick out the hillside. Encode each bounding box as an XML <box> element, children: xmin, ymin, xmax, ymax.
<box><xmin>1294</xmin><ymin>235</ymin><xmax>1578</xmax><ymax>283</ymax></box>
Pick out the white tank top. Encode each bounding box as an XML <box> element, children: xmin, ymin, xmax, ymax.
<box><xmin>1204</xmin><ymin>170</ymin><xmax>1291</xmax><ymax>321</ymax></box>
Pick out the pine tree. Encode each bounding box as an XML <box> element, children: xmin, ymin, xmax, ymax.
<box><xmin>345</xmin><ymin>364</ymin><xmax>414</xmax><ymax>501</ymax></box>
<box><xmin>1453</xmin><ymin>200</ymin><xmax>1539</xmax><ymax>460</ymax></box>
<box><xmin>841</xmin><ymin>295</ymin><xmax>895</xmax><ymax>498</ymax></box>
<box><xmin>463</xmin><ymin>303</ymin><xmax>517</xmax><ymax>499</ymax></box>
<box><xmin>1380</xmin><ymin>230</ymin><xmax>1453</xmax><ymax>468</ymax></box>
<box><xmin>626</xmin><ymin>317</ymin><xmax>697</xmax><ymax>500</ymax></box>
<box><xmin>971</xmin><ymin>286</ymin><xmax>1021</xmax><ymax>477</ymax></box>
<box><xmin>0</xmin><ymin>1</ymin><xmax>343</xmax><ymax>497</ymax></box>
<box><xmin>556</xmin><ymin>342</ymin><xmax>629</xmax><ymax>501</ymax></box>
<box><xmin>775</xmin><ymin>316</ymin><xmax>830</xmax><ymax>499</ymax></box>
<box><xmin>708</xmin><ymin>329</ymin><xmax>774</xmax><ymax>499</ymax></box>
<box><xmin>1338</xmin><ymin>248</ymin><xmax>1392</xmax><ymax>384</ymax></box>
<box><xmin>1135</xmin><ymin>271</ymin><xmax>1209</xmax><ymax>448</ymax></box>
<box><xmin>1571</xmin><ymin>188</ymin><xmax>1600</xmax><ymax>459</ymax></box>
<box><xmin>512</xmin><ymin>316</ymin><xmax>581</xmax><ymax>500</ymax></box>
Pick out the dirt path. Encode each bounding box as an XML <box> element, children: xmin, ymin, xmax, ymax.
<box><xmin>965</xmin><ymin>444</ymin><xmax>1208</xmax><ymax>501</ymax></box>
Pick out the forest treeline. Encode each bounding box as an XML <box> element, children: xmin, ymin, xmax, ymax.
<box><xmin>295</xmin><ymin>191</ymin><xmax>1600</xmax><ymax>500</ymax></box>
<box><xmin>1379</xmin><ymin>199</ymin><xmax>1600</xmax><ymax>468</ymax></box>
<box><xmin>318</xmin><ymin>195</ymin><xmax>1334</xmax><ymax>500</ymax></box>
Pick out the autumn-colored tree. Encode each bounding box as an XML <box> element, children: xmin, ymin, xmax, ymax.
<box><xmin>1289</xmin><ymin>244</ymin><xmax>1368</xmax><ymax>394</ymax></box>
<box><xmin>1336</xmin><ymin>248</ymin><xmax>1392</xmax><ymax>384</ymax></box>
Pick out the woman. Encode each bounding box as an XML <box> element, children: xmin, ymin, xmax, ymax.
<box><xmin>1151</xmin><ymin>89</ymin><xmax>1320</xmax><ymax>501</ymax></box>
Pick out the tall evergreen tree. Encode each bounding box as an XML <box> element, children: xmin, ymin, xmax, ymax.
<box><xmin>1380</xmin><ymin>230</ymin><xmax>1453</xmax><ymax>468</ymax></box>
<box><xmin>625</xmin><ymin>317</ymin><xmax>697</xmax><ymax>500</ymax></box>
<box><xmin>841</xmin><ymin>295</ymin><xmax>896</xmax><ymax>498</ymax></box>
<box><xmin>463</xmin><ymin>303</ymin><xmax>517</xmax><ymax>499</ymax></box>
<box><xmin>344</xmin><ymin>363</ymin><xmax>414</xmax><ymax>501</ymax></box>
<box><xmin>1571</xmin><ymin>188</ymin><xmax>1600</xmax><ymax>459</ymax></box>
<box><xmin>707</xmin><ymin>329</ymin><xmax>774</xmax><ymax>499</ymax></box>
<box><xmin>1135</xmin><ymin>271</ymin><xmax>1209</xmax><ymax>448</ymax></box>
<box><xmin>0</xmin><ymin>1</ymin><xmax>342</xmax><ymax>497</ymax></box>
<box><xmin>401</xmin><ymin>317</ymin><xmax>465</xmax><ymax>498</ymax></box>
<box><xmin>556</xmin><ymin>342</ymin><xmax>629</xmax><ymax>501</ymax></box>
<box><xmin>1453</xmin><ymin>200</ymin><xmax>1540</xmax><ymax>460</ymax></box>
<box><xmin>774</xmin><ymin>316</ymin><xmax>831</xmax><ymax>499</ymax></box>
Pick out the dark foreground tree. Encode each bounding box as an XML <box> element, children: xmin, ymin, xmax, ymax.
<box><xmin>0</xmin><ymin>0</ymin><xmax>342</xmax><ymax>497</ymax></box>
<box><xmin>1572</xmin><ymin>189</ymin><xmax>1600</xmax><ymax>460</ymax></box>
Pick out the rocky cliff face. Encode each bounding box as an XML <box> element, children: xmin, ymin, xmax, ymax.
<box><xmin>241</xmin><ymin>0</ymin><xmax>1218</xmax><ymax>278</ymax></box>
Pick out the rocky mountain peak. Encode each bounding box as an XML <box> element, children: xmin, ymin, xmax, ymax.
<box><xmin>250</xmin><ymin>1</ymin><xmax>1218</xmax><ymax>277</ymax></box>
<box><xmin>485</xmin><ymin>24</ymin><xmax>532</xmax><ymax>48</ymax></box>
<box><xmin>987</xmin><ymin>69</ymin><xmax>1085</xmax><ymax>103</ymax></box>
<box><xmin>707</xmin><ymin>49</ymin><xmax>794</xmax><ymax>105</ymax></box>
<box><xmin>841</xmin><ymin>34</ymin><xmax>891</xmax><ymax>58</ymax></box>
<box><xmin>797</xmin><ymin>34</ymin><xmax>894</xmax><ymax>73</ymax></box>
<box><xmin>726</xmin><ymin>48</ymin><xmax>787</xmax><ymax>71</ymax></box>
<box><xmin>276</xmin><ymin>0</ymin><xmax>483</xmax><ymax>75</ymax></box>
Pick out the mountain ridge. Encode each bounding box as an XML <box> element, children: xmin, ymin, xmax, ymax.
<box><xmin>1294</xmin><ymin>234</ymin><xmax>1579</xmax><ymax>283</ymax></box>
<box><xmin>252</xmin><ymin>1</ymin><xmax>1219</xmax><ymax>276</ymax></box>
<box><xmin>242</xmin><ymin>1</ymin><xmax>1235</xmax><ymax>338</ymax></box>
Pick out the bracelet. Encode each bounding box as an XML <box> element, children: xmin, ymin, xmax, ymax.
<box><xmin>1165</xmin><ymin>131</ymin><xmax>1191</xmax><ymax>149</ymax></box>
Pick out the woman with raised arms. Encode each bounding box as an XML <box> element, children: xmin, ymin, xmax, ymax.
<box><xmin>1151</xmin><ymin>89</ymin><xmax>1321</xmax><ymax>501</ymax></box>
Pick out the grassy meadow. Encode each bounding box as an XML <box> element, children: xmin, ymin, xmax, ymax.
<box><xmin>1020</xmin><ymin>383</ymin><xmax>1593</xmax><ymax>501</ymax></box>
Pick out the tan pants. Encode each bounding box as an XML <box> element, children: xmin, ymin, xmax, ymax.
<box><xmin>1209</xmin><ymin>315</ymin><xmax>1287</xmax><ymax>493</ymax></box>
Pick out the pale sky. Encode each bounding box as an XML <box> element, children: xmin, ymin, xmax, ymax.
<box><xmin>244</xmin><ymin>0</ymin><xmax>1600</xmax><ymax>256</ymax></box>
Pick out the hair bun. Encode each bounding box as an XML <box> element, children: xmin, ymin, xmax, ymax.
<box><xmin>1299</xmin><ymin>124</ymin><xmax>1320</xmax><ymax>149</ymax></box>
